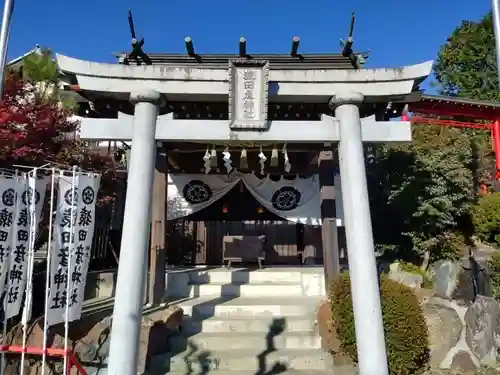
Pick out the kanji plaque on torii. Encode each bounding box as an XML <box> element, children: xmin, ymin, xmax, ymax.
<box><xmin>228</xmin><ymin>60</ymin><xmax>269</xmax><ymax>130</ymax></box>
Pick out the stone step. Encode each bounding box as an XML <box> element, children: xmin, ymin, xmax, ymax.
<box><xmin>162</xmin><ymin>370</ymin><xmax>349</xmax><ymax>375</ymax></box>
<box><xmin>186</xmin><ymin>282</ymin><xmax>305</xmax><ymax>298</ymax></box>
<box><xmin>165</xmin><ymin>267</ymin><xmax>326</xmax><ymax>298</ymax></box>
<box><xmin>182</xmin><ymin>315</ymin><xmax>316</xmax><ymax>334</ymax></box>
<box><xmin>174</xmin><ymin>296</ymin><xmax>322</xmax><ymax>319</ymax></box>
<box><xmin>170</xmin><ymin>331</ymin><xmax>322</xmax><ymax>352</ymax></box>
<box><xmin>189</xmin><ymin>268</ymin><xmax>308</xmax><ymax>284</ymax></box>
<box><xmin>150</xmin><ymin>348</ymin><xmax>334</xmax><ymax>372</ymax></box>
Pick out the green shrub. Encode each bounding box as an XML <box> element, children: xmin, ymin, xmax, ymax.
<box><xmin>329</xmin><ymin>273</ymin><xmax>429</xmax><ymax>375</ymax></box>
<box><xmin>471</xmin><ymin>192</ymin><xmax>500</xmax><ymax>247</ymax></box>
<box><xmin>488</xmin><ymin>253</ymin><xmax>500</xmax><ymax>301</ymax></box>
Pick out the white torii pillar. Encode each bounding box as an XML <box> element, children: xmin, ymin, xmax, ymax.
<box><xmin>106</xmin><ymin>90</ymin><xmax>164</xmax><ymax>375</ymax></box>
<box><xmin>331</xmin><ymin>92</ymin><xmax>389</xmax><ymax>375</ymax></box>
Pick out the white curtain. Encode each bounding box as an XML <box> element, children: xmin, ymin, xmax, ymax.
<box><xmin>242</xmin><ymin>174</ymin><xmax>321</xmax><ymax>225</ymax></box>
<box><xmin>166</xmin><ymin>172</ymin><xmax>344</xmax><ymax>226</ymax></box>
<box><xmin>167</xmin><ymin>174</ymin><xmax>240</xmax><ymax>220</ymax></box>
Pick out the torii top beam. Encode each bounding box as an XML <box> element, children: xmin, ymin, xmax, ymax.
<box><xmin>56</xmin><ymin>54</ymin><xmax>432</xmax><ymax>104</ymax></box>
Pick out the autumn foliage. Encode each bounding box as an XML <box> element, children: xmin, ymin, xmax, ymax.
<box><xmin>0</xmin><ymin>76</ymin><xmax>78</xmax><ymax>164</ymax></box>
<box><xmin>0</xmin><ymin>70</ymin><xmax>118</xmax><ymax>206</ymax></box>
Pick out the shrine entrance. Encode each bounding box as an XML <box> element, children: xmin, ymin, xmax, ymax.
<box><xmin>55</xmin><ymin>47</ymin><xmax>432</xmax><ymax>375</ymax></box>
<box><xmin>167</xmin><ymin>179</ymin><xmax>321</xmax><ymax>266</ymax></box>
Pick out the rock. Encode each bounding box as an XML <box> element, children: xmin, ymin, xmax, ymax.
<box><xmin>2</xmin><ymin>304</ymin><xmax>184</xmax><ymax>375</ymax></box>
<box><xmin>428</xmin><ymin>260</ymin><xmax>475</xmax><ymax>301</ymax></box>
<box><xmin>423</xmin><ymin>303</ymin><xmax>463</xmax><ymax>367</ymax></box>
<box><xmin>460</xmin><ymin>255</ymin><xmax>492</xmax><ymax>298</ymax></box>
<box><xmin>428</xmin><ymin>260</ymin><xmax>461</xmax><ymax>299</ymax></box>
<box><xmin>136</xmin><ymin>306</ymin><xmax>184</xmax><ymax>373</ymax></box>
<box><xmin>414</xmin><ymin>288</ymin><xmax>434</xmax><ymax>304</ymax></box>
<box><xmin>2</xmin><ymin>309</ymin><xmax>112</xmax><ymax>375</ymax></box>
<box><xmin>163</xmin><ymin>305</ymin><xmax>184</xmax><ymax>332</ymax></box>
<box><xmin>450</xmin><ymin>350</ymin><xmax>477</xmax><ymax>372</ymax></box>
<box><xmin>464</xmin><ymin>295</ymin><xmax>500</xmax><ymax>366</ymax></box>
<box><xmin>474</xmin><ymin>242</ymin><xmax>500</xmax><ymax>262</ymax></box>
<box><xmin>388</xmin><ymin>262</ymin><xmax>423</xmax><ymax>289</ymax></box>
<box><xmin>475</xmin><ymin>368</ymin><xmax>500</xmax><ymax>375</ymax></box>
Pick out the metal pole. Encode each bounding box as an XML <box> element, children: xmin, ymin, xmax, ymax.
<box><xmin>492</xmin><ymin>1</ymin><xmax>500</xmax><ymax>180</ymax></box>
<box><xmin>0</xmin><ymin>0</ymin><xmax>14</xmax><ymax>98</ymax></box>
<box><xmin>330</xmin><ymin>91</ymin><xmax>389</xmax><ymax>375</ymax></box>
<box><xmin>106</xmin><ymin>90</ymin><xmax>163</xmax><ymax>375</ymax></box>
<box><xmin>493</xmin><ymin>0</ymin><xmax>500</xmax><ymax>86</ymax></box>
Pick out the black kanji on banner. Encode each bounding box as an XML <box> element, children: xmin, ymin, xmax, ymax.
<box><xmin>60</xmin><ymin>208</ymin><xmax>76</xmax><ymax>228</ymax></box>
<box><xmin>53</xmin><ymin>268</ymin><xmax>68</xmax><ymax>289</ymax></box>
<box><xmin>0</xmin><ymin>230</ymin><xmax>8</xmax><ymax>242</ymax></box>
<box><xmin>7</xmin><ymin>286</ymin><xmax>19</xmax><ymax>303</ymax></box>
<box><xmin>0</xmin><ymin>208</ymin><xmax>13</xmax><ymax>227</ymax></box>
<box><xmin>69</xmin><ymin>288</ymin><xmax>79</xmax><ymax>307</ymax></box>
<box><xmin>75</xmin><ymin>244</ymin><xmax>85</xmax><ymax>264</ymax></box>
<box><xmin>9</xmin><ymin>265</ymin><xmax>22</xmax><ymax>284</ymax></box>
<box><xmin>13</xmin><ymin>244</ymin><xmax>26</xmax><ymax>263</ymax></box>
<box><xmin>17</xmin><ymin>230</ymin><xmax>28</xmax><ymax>242</ymax></box>
<box><xmin>78</xmin><ymin>230</ymin><xmax>87</xmax><ymax>242</ymax></box>
<box><xmin>78</xmin><ymin>207</ymin><xmax>93</xmax><ymax>226</ymax></box>
<box><xmin>61</xmin><ymin>231</ymin><xmax>74</xmax><ymax>245</ymax></box>
<box><xmin>17</xmin><ymin>208</ymin><xmax>28</xmax><ymax>227</ymax></box>
<box><xmin>0</xmin><ymin>244</ymin><xmax>8</xmax><ymax>262</ymax></box>
<box><xmin>51</xmin><ymin>290</ymin><xmax>67</xmax><ymax>309</ymax></box>
<box><xmin>57</xmin><ymin>247</ymin><xmax>69</xmax><ymax>267</ymax></box>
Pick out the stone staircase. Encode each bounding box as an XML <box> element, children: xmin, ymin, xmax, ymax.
<box><xmin>148</xmin><ymin>267</ymin><xmax>334</xmax><ymax>375</ymax></box>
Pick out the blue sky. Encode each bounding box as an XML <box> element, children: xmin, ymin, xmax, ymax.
<box><xmin>5</xmin><ymin>0</ymin><xmax>492</xmax><ymax>93</ymax></box>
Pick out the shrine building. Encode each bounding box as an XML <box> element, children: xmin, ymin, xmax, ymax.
<box><xmin>55</xmin><ymin>37</ymin><xmax>432</xmax><ymax>375</ymax></box>
<box><xmin>58</xmin><ymin>50</ymin><xmax>430</xmax><ymax>268</ymax></box>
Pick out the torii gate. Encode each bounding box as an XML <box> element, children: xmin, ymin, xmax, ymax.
<box><xmin>56</xmin><ymin>53</ymin><xmax>432</xmax><ymax>375</ymax></box>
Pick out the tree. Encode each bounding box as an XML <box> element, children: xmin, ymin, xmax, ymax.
<box><xmin>371</xmin><ymin>11</ymin><xmax>498</xmax><ymax>267</ymax></box>
<box><xmin>370</xmin><ymin>125</ymin><xmax>474</xmax><ymax>267</ymax></box>
<box><xmin>0</xmin><ymin>49</ymin><xmax>118</xmax><ymax>206</ymax></box>
<box><xmin>434</xmin><ymin>12</ymin><xmax>499</xmax><ymax>101</ymax></box>
<box><xmin>434</xmin><ymin>11</ymin><xmax>497</xmax><ymax>185</ymax></box>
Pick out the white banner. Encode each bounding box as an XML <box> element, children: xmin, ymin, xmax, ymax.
<box><xmin>167</xmin><ymin>174</ymin><xmax>240</xmax><ymax>220</ymax></box>
<box><xmin>68</xmin><ymin>174</ymin><xmax>100</xmax><ymax>322</ymax></box>
<box><xmin>47</xmin><ymin>172</ymin><xmax>79</xmax><ymax>326</ymax></box>
<box><xmin>5</xmin><ymin>174</ymin><xmax>48</xmax><ymax>319</ymax></box>
<box><xmin>0</xmin><ymin>176</ymin><xmax>21</xmax><ymax>299</ymax></box>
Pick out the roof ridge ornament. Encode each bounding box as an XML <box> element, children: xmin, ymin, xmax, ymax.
<box><xmin>124</xmin><ymin>9</ymin><xmax>152</xmax><ymax>66</ymax></box>
<box><xmin>339</xmin><ymin>12</ymin><xmax>369</xmax><ymax>68</ymax></box>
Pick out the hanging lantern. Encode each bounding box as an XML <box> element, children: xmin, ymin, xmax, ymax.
<box><xmin>222</xmin><ymin>205</ymin><xmax>229</xmax><ymax>214</ymax></box>
<box><xmin>257</xmin><ymin>206</ymin><xmax>265</xmax><ymax>214</ymax></box>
